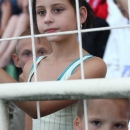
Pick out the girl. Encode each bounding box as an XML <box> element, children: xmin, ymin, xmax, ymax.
<box><xmin>0</xmin><ymin>0</ymin><xmax>107</xmax><ymax>129</ymax></box>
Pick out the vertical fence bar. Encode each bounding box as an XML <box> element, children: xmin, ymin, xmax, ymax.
<box><xmin>75</xmin><ymin>0</ymin><xmax>88</xmax><ymax>129</ymax></box>
<box><xmin>28</xmin><ymin>0</ymin><xmax>41</xmax><ymax>129</ymax></box>
<box><xmin>0</xmin><ymin>100</ymin><xmax>9</xmax><ymax>130</ymax></box>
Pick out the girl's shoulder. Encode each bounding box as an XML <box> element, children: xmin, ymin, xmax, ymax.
<box><xmin>83</xmin><ymin>56</ymin><xmax>107</xmax><ymax>78</ymax></box>
<box><xmin>23</xmin><ymin>56</ymin><xmax>47</xmax><ymax>81</ymax></box>
<box><xmin>69</xmin><ymin>56</ymin><xmax>107</xmax><ymax>80</ymax></box>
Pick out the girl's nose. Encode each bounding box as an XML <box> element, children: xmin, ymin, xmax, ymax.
<box><xmin>44</xmin><ymin>12</ymin><xmax>54</xmax><ymax>24</ymax></box>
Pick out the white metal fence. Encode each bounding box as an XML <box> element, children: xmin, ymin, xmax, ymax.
<box><xmin>0</xmin><ymin>0</ymin><xmax>130</xmax><ymax>130</ymax></box>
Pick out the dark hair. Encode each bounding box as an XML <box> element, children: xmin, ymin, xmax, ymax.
<box><xmin>32</xmin><ymin>0</ymin><xmax>38</xmax><ymax>34</ymax></box>
<box><xmin>32</xmin><ymin>0</ymin><xmax>94</xmax><ymax>34</ymax></box>
<box><xmin>69</xmin><ymin>0</ymin><xmax>94</xmax><ymax>29</ymax></box>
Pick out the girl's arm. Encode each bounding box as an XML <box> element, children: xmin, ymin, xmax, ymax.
<box><xmin>0</xmin><ymin>57</ymin><xmax>106</xmax><ymax>119</ymax></box>
<box><xmin>24</xmin><ymin>114</ymin><xmax>32</xmax><ymax>130</ymax></box>
<box><xmin>19</xmin><ymin>72</ymin><xmax>32</xmax><ymax>130</ymax></box>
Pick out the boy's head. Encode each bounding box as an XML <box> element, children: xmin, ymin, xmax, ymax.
<box><xmin>12</xmin><ymin>29</ymin><xmax>52</xmax><ymax>70</ymax></box>
<box><xmin>74</xmin><ymin>99</ymin><xmax>130</xmax><ymax>130</ymax></box>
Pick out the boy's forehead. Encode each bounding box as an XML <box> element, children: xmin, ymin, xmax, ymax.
<box><xmin>87</xmin><ymin>99</ymin><xmax>130</xmax><ymax>121</ymax></box>
<box><xmin>19</xmin><ymin>38</ymin><xmax>39</xmax><ymax>46</ymax></box>
<box><xmin>88</xmin><ymin>99</ymin><xmax>129</xmax><ymax>114</ymax></box>
<box><xmin>17</xmin><ymin>38</ymin><xmax>38</xmax><ymax>52</ymax></box>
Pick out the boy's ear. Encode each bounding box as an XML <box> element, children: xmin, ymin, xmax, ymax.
<box><xmin>73</xmin><ymin>116</ymin><xmax>81</xmax><ymax>130</ymax></box>
<box><xmin>12</xmin><ymin>54</ymin><xmax>21</xmax><ymax>68</ymax></box>
<box><xmin>80</xmin><ymin>6</ymin><xmax>87</xmax><ymax>24</ymax></box>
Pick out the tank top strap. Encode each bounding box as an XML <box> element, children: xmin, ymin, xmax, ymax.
<box><xmin>27</xmin><ymin>56</ymin><xmax>46</xmax><ymax>82</ymax></box>
<box><xmin>57</xmin><ymin>54</ymin><xmax>93</xmax><ymax>80</ymax></box>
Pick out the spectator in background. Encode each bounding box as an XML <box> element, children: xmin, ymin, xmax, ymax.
<box><xmin>82</xmin><ymin>0</ymin><xmax>110</xmax><ymax>58</ymax></box>
<box><xmin>0</xmin><ymin>0</ymin><xmax>30</xmax><ymax>79</ymax></box>
<box><xmin>116</xmin><ymin>0</ymin><xmax>129</xmax><ymax>15</ymax></box>
<box><xmin>0</xmin><ymin>0</ymin><xmax>29</xmax><ymax>68</ymax></box>
<box><xmin>87</xmin><ymin>0</ymin><xmax>108</xmax><ymax>20</ymax></box>
<box><xmin>103</xmin><ymin>0</ymin><xmax>130</xmax><ymax>78</ymax></box>
<box><xmin>0</xmin><ymin>0</ymin><xmax>22</xmax><ymax>37</ymax></box>
<box><xmin>82</xmin><ymin>17</ymin><xmax>110</xmax><ymax>58</ymax></box>
<box><xmin>0</xmin><ymin>0</ymin><xmax>12</xmax><ymax>37</ymax></box>
<box><xmin>113</xmin><ymin>0</ymin><xmax>129</xmax><ymax>19</ymax></box>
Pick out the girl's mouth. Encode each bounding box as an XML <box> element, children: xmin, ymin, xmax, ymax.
<box><xmin>45</xmin><ymin>28</ymin><xmax>57</xmax><ymax>33</ymax></box>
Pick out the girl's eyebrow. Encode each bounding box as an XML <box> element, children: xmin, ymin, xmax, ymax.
<box><xmin>36</xmin><ymin>6</ymin><xmax>44</xmax><ymax>9</ymax></box>
<box><xmin>36</xmin><ymin>3</ymin><xmax>66</xmax><ymax>9</ymax></box>
<box><xmin>52</xmin><ymin>3</ymin><xmax>66</xmax><ymax>6</ymax></box>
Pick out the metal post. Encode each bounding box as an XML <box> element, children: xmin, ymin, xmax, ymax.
<box><xmin>0</xmin><ymin>100</ymin><xmax>9</xmax><ymax>130</ymax></box>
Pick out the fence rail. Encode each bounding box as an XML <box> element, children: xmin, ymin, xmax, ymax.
<box><xmin>0</xmin><ymin>78</ymin><xmax>130</xmax><ymax>101</ymax></box>
<box><xmin>0</xmin><ymin>78</ymin><xmax>130</xmax><ymax>130</ymax></box>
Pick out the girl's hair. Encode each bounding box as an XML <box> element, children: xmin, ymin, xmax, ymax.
<box><xmin>32</xmin><ymin>0</ymin><xmax>94</xmax><ymax>34</ymax></box>
<box><xmin>69</xmin><ymin>0</ymin><xmax>94</xmax><ymax>29</ymax></box>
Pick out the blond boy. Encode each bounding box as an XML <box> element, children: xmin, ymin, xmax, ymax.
<box><xmin>12</xmin><ymin>29</ymin><xmax>52</xmax><ymax>81</ymax></box>
<box><xmin>74</xmin><ymin>99</ymin><xmax>130</xmax><ymax>130</ymax></box>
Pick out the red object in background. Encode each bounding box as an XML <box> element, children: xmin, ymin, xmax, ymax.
<box><xmin>88</xmin><ymin>0</ymin><xmax>108</xmax><ymax>20</ymax></box>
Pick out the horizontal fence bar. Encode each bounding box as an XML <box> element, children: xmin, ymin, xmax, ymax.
<box><xmin>0</xmin><ymin>78</ymin><xmax>130</xmax><ymax>101</ymax></box>
<box><xmin>0</xmin><ymin>24</ymin><xmax>130</xmax><ymax>42</ymax></box>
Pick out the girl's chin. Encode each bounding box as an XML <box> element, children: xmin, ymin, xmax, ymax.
<box><xmin>46</xmin><ymin>36</ymin><xmax>61</xmax><ymax>42</ymax></box>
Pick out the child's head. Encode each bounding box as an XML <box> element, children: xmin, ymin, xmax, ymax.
<box><xmin>74</xmin><ymin>99</ymin><xmax>130</xmax><ymax>130</ymax></box>
<box><xmin>32</xmin><ymin>0</ymin><xmax>94</xmax><ymax>35</ymax></box>
<box><xmin>12</xmin><ymin>29</ymin><xmax>52</xmax><ymax>70</ymax></box>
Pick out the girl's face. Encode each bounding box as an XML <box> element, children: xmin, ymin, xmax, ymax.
<box><xmin>36</xmin><ymin>0</ymin><xmax>77</xmax><ymax>42</ymax></box>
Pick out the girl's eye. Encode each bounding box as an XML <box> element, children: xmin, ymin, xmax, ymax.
<box><xmin>54</xmin><ymin>8</ymin><xmax>63</xmax><ymax>13</ymax></box>
<box><xmin>92</xmin><ymin>121</ymin><xmax>101</xmax><ymax>126</ymax></box>
<box><xmin>38</xmin><ymin>10</ymin><xmax>46</xmax><ymax>16</ymax></box>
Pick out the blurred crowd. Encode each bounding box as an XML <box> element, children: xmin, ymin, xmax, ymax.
<box><xmin>0</xmin><ymin>0</ymin><xmax>29</xmax><ymax>80</ymax></box>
